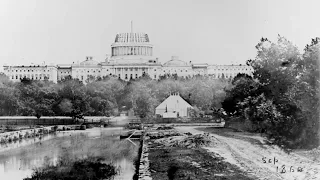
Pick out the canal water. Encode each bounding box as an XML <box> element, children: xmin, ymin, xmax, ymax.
<box><xmin>0</xmin><ymin>127</ymin><xmax>139</xmax><ymax>180</ymax></box>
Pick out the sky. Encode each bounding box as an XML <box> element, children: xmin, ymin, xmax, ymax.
<box><xmin>0</xmin><ymin>0</ymin><xmax>319</xmax><ymax>71</ymax></box>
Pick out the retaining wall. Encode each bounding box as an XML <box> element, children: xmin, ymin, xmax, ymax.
<box><xmin>138</xmin><ymin>138</ymin><xmax>152</xmax><ymax>180</ymax></box>
<box><xmin>0</xmin><ymin>126</ymin><xmax>56</xmax><ymax>144</ymax></box>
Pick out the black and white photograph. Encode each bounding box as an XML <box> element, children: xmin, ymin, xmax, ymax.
<box><xmin>0</xmin><ymin>0</ymin><xmax>319</xmax><ymax>179</ymax></box>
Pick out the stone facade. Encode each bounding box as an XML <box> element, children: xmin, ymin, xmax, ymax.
<box><xmin>3</xmin><ymin>64</ymin><xmax>58</xmax><ymax>83</ymax></box>
<box><xmin>2</xmin><ymin>31</ymin><xmax>253</xmax><ymax>82</ymax></box>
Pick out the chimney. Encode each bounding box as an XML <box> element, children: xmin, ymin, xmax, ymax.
<box><xmin>86</xmin><ymin>56</ymin><xmax>89</xmax><ymax>61</ymax></box>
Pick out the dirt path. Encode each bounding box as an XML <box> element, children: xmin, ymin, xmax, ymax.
<box><xmin>175</xmin><ymin>126</ymin><xmax>320</xmax><ymax>180</ymax></box>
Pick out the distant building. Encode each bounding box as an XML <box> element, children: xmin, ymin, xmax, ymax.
<box><xmin>2</xmin><ymin>29</ymin><xmax>253</xmax><ymax>83</ymax></box>
<box><xmin>155</xmin><ymin>93</ymin><xmax>193</xmax><ymax>118</ymax></box>
<box><xmin>3</xmin><ymin>64</ymin><xmax>58</xmax><ymax>83</ymax></box>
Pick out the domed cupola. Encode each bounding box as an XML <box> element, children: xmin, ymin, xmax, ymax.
<box><xmin>163</xmin><ymin>56</ymin><xmax>188</xmax><ymax>67</ymax></box>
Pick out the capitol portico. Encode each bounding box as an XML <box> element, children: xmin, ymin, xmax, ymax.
<box><xmin>3</xmin><ymin>30</ymin><xmax>253</xmax><ymax>83</ymax></box>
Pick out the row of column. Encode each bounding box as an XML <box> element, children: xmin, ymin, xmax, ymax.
<box><xmin>114</xmin><ymin>67</ymin><xmax>151</xmax><ymax>79</ymax></box>
<box><xmin>112</xmin><ymin>46</ymin><xmax>152</xmax><ymax>56</ymax></box>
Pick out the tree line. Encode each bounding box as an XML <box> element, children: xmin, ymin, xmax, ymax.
<box><xmin>0</xmin><ymin>72</ymin><xmax>229</xmax><ymax>119</ymax></box>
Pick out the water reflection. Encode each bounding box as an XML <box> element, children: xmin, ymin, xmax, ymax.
<box><xmin>0</xmin><ymin>127</ymin><xmax>139</xmax><ymax>180</ymax></box>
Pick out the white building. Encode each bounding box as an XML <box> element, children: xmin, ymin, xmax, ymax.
<box><xmin>3</xmin><ymin>64</ymin><xmax>58</xmax><ymax>83</ymax></box>
<box><xmin>2</xmin><ymin>30</ymin><xmax>253</xmax><ymax>83</ymax></box>
<box><xmin>155</xmin><ymin>93</ymin><xmax>193</xmax><ymax>118</ymax></box>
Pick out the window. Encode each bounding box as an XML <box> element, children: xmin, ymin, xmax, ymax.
<box><xmin>16</xmin><ymin>76</ymin><xmax>18</xmax><ymax>79</ymax></box>
<box><xmin>136</xmin><ymin>74</ymin><xmax>138</xmax><ymax>78</ymax></box>
<box><xmin>28</xmin><ymin>70</ymin><xmax>29</xmax><ymax>72</ymax></box>
<box><xmin>125</xmin><ymin>74</ymin><xmax>128</xmax><ymax>79</ymax></box>
<box><xmin>154</xmin><ymin>75</ymin><xmax>156</xmax><ymax>79</ymax></box>
<box><xmin>130</xmin><ymin>74</ymin><xmax>133</xmax><ymax>79</ymax></box>
<box><xmin>16</xmin><ymin>70</ymin><xmax>18</xmax><ymax>72</ymax></box>
<box><xmin>118</xmin><ymin>74</ymin><xmax>120</xmax><ymax>77</ymax></box>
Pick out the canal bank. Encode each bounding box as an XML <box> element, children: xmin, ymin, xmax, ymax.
<box><xmin>0</xmin><ymin>126</ymin><xmax>56</xmax><ymax>144</ymax></box>
<box><xmin>143</xmin><ymin>125</ymin><xmax>254</xmax><ymax>180</ymax></box>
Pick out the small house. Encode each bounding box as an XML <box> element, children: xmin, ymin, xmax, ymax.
<box><xmin>155</xmin><ymin>93</ymin><xmax>193</xmax><ymax>118</ymax></box>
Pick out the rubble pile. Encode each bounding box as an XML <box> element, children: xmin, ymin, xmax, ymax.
<box><xmin>146</xmin><ymin>130</ymin><xmax>182</xmax><ymax>140</ymax></box>
<box><xmin>154</xmin><ymin>133</ymin><xmax>216</xmax><ymax>148</ymax></box>
<box><xmin>156</xmin><ymin>126</ymin><xmax>174</xmax><ymax>130</ymax></box>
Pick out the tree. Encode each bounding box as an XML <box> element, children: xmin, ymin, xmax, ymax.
<box><xmin>240</xmin><ymin>35</ymin><xmax>320</xmax><ymax>148</ymax></box>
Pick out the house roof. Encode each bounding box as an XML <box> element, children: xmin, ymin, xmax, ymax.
<box><xmin>155</xmin><ymin>93</ymin><xmax>192</xmax><ymax>110</ymax></box>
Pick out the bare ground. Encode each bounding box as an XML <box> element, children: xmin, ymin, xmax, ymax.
<box><xmin>175</xmin><ymin>126</ymin><xmax>320</xmax><ymax>180</ymax></box>
<box><xmin>148</xmin><ymin>141</ymin><xmax>255</xmax><ymax>180</ymax></box>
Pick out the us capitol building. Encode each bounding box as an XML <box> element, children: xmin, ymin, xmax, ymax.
<box><xmin>3</xmin><ymin>30</ymin><xmax>253</xmax><ymax>83</ymax></box>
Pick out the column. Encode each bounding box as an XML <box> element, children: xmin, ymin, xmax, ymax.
<box><xmin>121</xmin><ymin>68</ymin><xmax>123</xmax><ymax>79</ymax></box>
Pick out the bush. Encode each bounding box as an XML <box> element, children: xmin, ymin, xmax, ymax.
<box><xmin>24</xmin><ymin>157</ymin><xmax>118</xmax><ymax>180</ymax></box>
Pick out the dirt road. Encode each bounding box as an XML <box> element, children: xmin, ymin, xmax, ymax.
<box><xmin>175</xmin><ymin>126</ymin><xmax>320</xmax><ymax>180</ymax></box>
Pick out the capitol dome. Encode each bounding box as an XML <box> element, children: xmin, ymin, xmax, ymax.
<box><xmin>79</xmin><ymin>56</ymin><xmax>99</xmax><ymax>66</ymax></box>
<box><xmin>111</xmin><ymin>32</ymin><xmax>153</xmax><ymax>58</ymax></box>
<box><xmin>163</xmin><ymin>56</ymin><xmax>188</xmax><ymax>66</ymax></box>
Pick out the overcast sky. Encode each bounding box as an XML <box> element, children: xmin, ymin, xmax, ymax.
<box><xmin>0</xmin><ymin>0</ymin><xmax>319</xmax><ymax>71</ymax></box>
